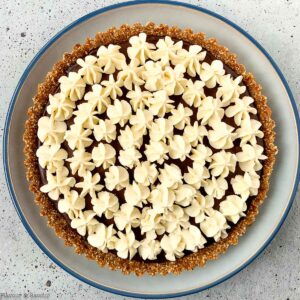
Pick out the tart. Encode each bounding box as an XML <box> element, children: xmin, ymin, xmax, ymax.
<box><xmin>24</xmin><ymin>23</ymin><xmax>276</xmax><ymax>275</ymax></box>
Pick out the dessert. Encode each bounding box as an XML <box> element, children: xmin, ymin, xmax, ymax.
<box><xmin>24</xmin><ymin>23</ymin><xmax>276</xmax><ymax>275</ymax></box>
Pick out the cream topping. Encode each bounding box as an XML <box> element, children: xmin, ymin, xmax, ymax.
<box><xmin>47</xmin><ymin>93</ymin><xmax>75</xmax><ymax>121</ymax></box>
<box><xmin>182</xmin><ymin>225</ymin><xmax>207</xmax><ymax>252</ymax></box>
<box><xmin>185</xmin><ymin>193</ymin><xmax>214</xmax><ymax>224</ymax></box>
<box><xmin>189</xmin><ymin>144</ymin><xmax>212</xmax><ymax>164</ymax></box>
<box><xmin>142</xmin><ymin>61</ymin><xmax>165</xmax><ymax>91</ymax></box>
<box><xmin>216</xmin><ymin>75</ymin><xmax>246</xmax><ymax>106</ymax></box>
<box><xmin>104</xmin><ymin>166</ymin><xmax>129</xmax><ymax>191</ymax></box>
<box><xmin>107</xmin><ymin>99</ymin><xmax>132</xmax><ymax>126</ymax></box>
<box><xmin>163</xmin><ymin>64</ymin><xmax>187</xmax><ymax>96</ymax></box>
<box><xmin>64</xmin><ymin>124</ymin><xmax>92</xmax><ymax>150</ymax></box>
<box><xmin>77</xmin><ymin>55</ymin><xmax>102</xmax><ymax>85</ymax></box>
<box><xmin>204</xmin><ymin>176</ymin><xmax>228</xmax><ymax>200</ymax></box>
<box><xmin>87</xmin><ymin>223</ymin><xmax>116</xmax><ymax>252</ymax></box>
<box><xmin>73</xmin><ymin>102</ymin><xmax>99</xmax><ymax>129</ymax></box>
<box><xmin>91</xmin><ymin>143</ymin><xmax>116</xmax><ymax>169</ymax></box>
<box><xmin>209</xmin><ymin>150</ymin><xmax>237</xmax><ymax>178</ymax></box>
<box><xmin>200</xmin><ymin>209</ymin><xmax>229</xmax><ymax>242</ymax></box>
<box><xmin>149</xmin><ymin>117</ymin><xmax>173</xmax><ymax>142</ymax></box>
<box><xmin>236</xmin><ymin>118</ymin><xmax>264</xmax><ymax>146</ymax></box>
<box><xmin>197</xmin><ymin>96</ymin><xmax>224</xmax><ymax>126</ymax></box>
<box><xmin>128</xmin><ymin>33</ymin><xmax>155</xmax><ymax>65</ymax></box>
<box><xmin>162</xmin><ymin>205</ymin><xmax>189</xmax><ymax>233</ymax></box>
<box><xmin>152</xmin><ymin>36</ymin><xmax>183</xmax><ymax>66</ymax></box>
<box><xmin>40</xmin><ymin>167</ymin><xmax>75</xmax><ymax>200</ymax></box>
<box><xmin>138</xmin><ymin>231</ymin><xmax>162</xmax><ymax>260</ymax></box>
<box><xmin>37</xmin><ymin>33</ymin><xmax>266</xmax><ymax>262</ymax></box>
<box><xmin>149</xmin><ymin>185</ymin><xmax>175</xmax><ymax>212</ymax></box>
<box><xmin>84</xmin><ymin>84</ymin><xmax>110</xmax><ymax>114</ymax></box>
<box><xmin>140</xmin><ymin>208</ymin><xmax>164</xmax><ymax>235</ymax></box>
<box><xmin>231</xmin><ymin>172</ymin><xmax>260</xmax><ymax>200</ymax></box>
<box><xmin>37</xmin><ymin>116</ymin><xmax>66</xmax><ymax>145</ymax></box>
<box><xmin>67</xmin><ymin>148</ymin><xmax>94</xmax><ymax>176</ymax></box>
<box><xmin>148</xmin><ymin>90</ymin><xmax>174</xmax><ymax>117</ymax></box>
<box><xmin>183</xmin><ymin>162</ymin><xmax>209</xmax><ymax>189</ymax></box>
<box><xmin>145</xmin><ymin>140</ymin><xmax>168</xmax><ymax>164</ymax></box>
<box><xmin>134</xmin><ymin>161</ymin><xmax>158</xmax><ymax>186</ymax></box>
<box><xmin>225</xmin><ymin>96</ymin><xmax>257</xmax><ymax>126</ymax></box>
<box><xmin>59</xmin><ymin>72</ymin><xmax>86</xmax><ymax>101</ymax></box>
<box><xmin>117</xmin><ymin>58</ymin><xmax>144</xmax><ymax>90</ymax></box>
<box><xmin>97</xmin><ymin>44</ymin><xmax>126</xmax><ymax>74</ymax></box>
<box><xmin>75</xmin><ymin>171</ymin><xmax>103</xmax><ymax>198</ymax></box>
<box><xmin>208</xmin><ymin>121</ymin><xmax>236</xmax><ymax>149</ymax></box>
<box><xmin>119</xmin><ymin>147</ymin><xmax>142</xmax><ymax>169</ymax></box>
<box><xmin>219</xmin><ymin>195</ymin><xmax>246</xmax><ymax>224</ymax></box>
<box><xmin>115</xmin><ymin>228</ymin><xmax>140</xmax><ymax>260</ymax></box>
<box><xmin>114</xmin><ymin>203</ymin><xmax>141</xmax><ymax>231</ymax></box>
<box><xmin>173</xmin><ymin>45</ymin><xmax>206</xmax><ymax>77</ymax></box>
<box><xmin>57</xmin><ymin>190</ymin><xmax>85</xmax><ymax>220</ymax></box>
<box><xmin>91</xmin><ymin>191</ymin><xmax>119</xmax><ymax>219</ymax></box>
<box><xmin>126</xmin><ymin>85</ymin><xmax>152</xmax><ymax>111</ymax></box>
<box><xmin>101</xmin><ymin>74</ymin><xmax>123</xmax><ymax>100</ymax></box>
<box><xmin>36</xmin><ymin>144</ymin><xmax>67</xmax><ymax>173</ymax></box>
<box><xmin>118</xmin><ymin>125</ymin><xmax>143</xmax><ymax>149</ymax></box>
<box><xmin>158</xmin><ymin>164</ymin><xmax>182</xmax><ymax>189</ymax></box>
<box><xmin>160</xmin><ymin>229</ymin><xmax>185</xmax><ymax>261</ymax></box>
<box><xmin>129</xmin><ymin>108</ymin><xmax>153</xmax><ymax>135</ymax></box>
<box><xmin>200</xmin><ymin>60</ymin><xmax>225</xmax><ymax>88</ymax></box>
<box><xmin>124</xmin><ymin>181</ymin><xmax>150</xmax><ymax>208</ymax></box>
<box><xmin>169</xmin><ymin>135</ymin><xmax>191</xmax><ymax>161</ymax></box>
<box><xmin>236</xmin><ymin>144</ymin><xmax>267</xmax><ymax>172</ymax></box>
<box><xmin>93</xmin><ymin>119</ymin><xmax>116</xmax><ymax>143</ymax></box>
<box><xmin>183</xmin><ymin>121</ymin><xmax>207</xmax><ymax>147</ymax></box>
<box><xmin>169</xmin><ymin>103</ymin><xmax>192</xmax><ymax>130</ymax></box>
<box><xmin>174</xmin><ymin>184</ymin><xmax>197</xmax><ymax>207</ymax></box>
<box><xmin>70</xmin><ymin>210</ymin><xmax>98</xmax><ymax>236</ymax></box>
<box><xmin>182</xmin><ymin>79</ymin><xmax>205</xmax><ymax>107</ymax></box>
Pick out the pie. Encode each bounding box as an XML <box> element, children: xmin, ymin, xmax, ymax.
<box><xmin>24</xmin><ymin>23</ymin><xmax>277</xmax><ymax>275</ymax></box>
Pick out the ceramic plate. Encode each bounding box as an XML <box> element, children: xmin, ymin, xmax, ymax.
<box><xmin>3</xmin><ymin>1</ymin><xmax>300</xmax><ymax>298</ymax></box>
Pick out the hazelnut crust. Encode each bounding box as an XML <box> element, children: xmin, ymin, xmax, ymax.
<box><xmin>23</xmin><ymin>22</ymin><xmax>277</xmax><ymax>276</ymax></box>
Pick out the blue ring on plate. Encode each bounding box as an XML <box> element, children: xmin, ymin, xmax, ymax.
<box><xmin>3</xmin><ymin>0</ymin><xmax>300</xmax><ymax>298</ymax></box>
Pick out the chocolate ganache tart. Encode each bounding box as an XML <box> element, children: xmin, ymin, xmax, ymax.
<box><xmin>24</xmin><ymin>23</ymin><xmax>277</xmax><ymax>275</ymax></box>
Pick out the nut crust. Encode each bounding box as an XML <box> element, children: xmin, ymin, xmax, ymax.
<box><xmin>23</xmin><ymin>22</ymin><xmax>277</xmax><ymax>276</ymax></box>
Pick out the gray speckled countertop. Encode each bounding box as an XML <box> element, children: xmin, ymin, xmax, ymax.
<box><xmin>0</xmin><ymin>0</ymin><xmax>299</xmax><ymax>299</ymax></box>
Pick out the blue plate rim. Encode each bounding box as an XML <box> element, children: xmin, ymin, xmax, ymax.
<box><xmin>3</xmin><ymin>0</ymin><xmax>300</xmax><ymax>298</ymax></box>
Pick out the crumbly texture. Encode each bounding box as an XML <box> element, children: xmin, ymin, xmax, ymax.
<box><xmin>23</xmin><ymin>22</ymin><xmax>277</xmax><ymax>276</ymax></box>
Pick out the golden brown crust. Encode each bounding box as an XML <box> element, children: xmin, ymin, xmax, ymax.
<box><xmin>23</xmin><ymin>22</ymin><xmax>277</xmax><ymax>276</ymax></box>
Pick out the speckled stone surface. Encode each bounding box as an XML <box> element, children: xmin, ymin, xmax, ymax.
<box><xmin>0</xmin><ymin>0</ymin><xmax>299</xmax><ymax>299</ymax></box>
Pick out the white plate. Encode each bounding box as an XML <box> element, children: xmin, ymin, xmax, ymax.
<box><xmin>3</xmin><ymin>1</ymin><xmax>300</xmax><ymax>298</ymax></box>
